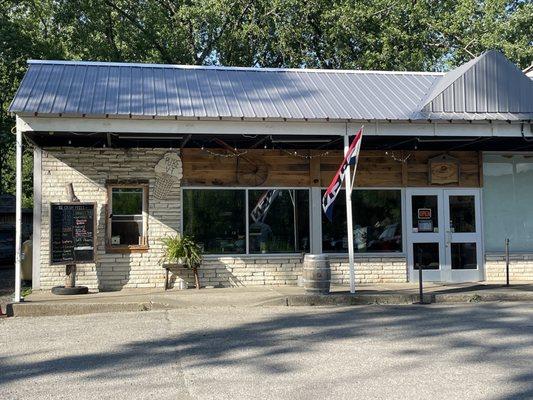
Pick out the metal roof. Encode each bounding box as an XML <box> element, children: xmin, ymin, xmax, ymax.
<box><xmin>9</xmin><ymin>51</ymin><xmax>533</xmax><ymax>122</ymax></box>
<box><xmin>420</xmin><ymin>51</ymin><xmax>533</xmax><ymax>118</ymax></box>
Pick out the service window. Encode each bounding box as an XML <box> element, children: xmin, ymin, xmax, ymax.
<box><xmin>107</xmin><ymin>185</ymin><xmax>148</xmax><ymax>248</ymax></box>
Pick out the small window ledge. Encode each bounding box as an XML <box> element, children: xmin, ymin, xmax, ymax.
<box><xmin>106</xmin><ymin>245</ymin><xmax>149</xmax><ymax>254</ymax></box>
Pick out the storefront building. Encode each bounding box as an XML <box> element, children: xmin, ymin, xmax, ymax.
<box><xmin>9</xmin><ymin>50</ymin><xmax>533</xmax><ymax>291</ymax></box>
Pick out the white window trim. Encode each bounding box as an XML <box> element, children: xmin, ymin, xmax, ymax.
<box><xmin>107</xmin><ymin>184</ymin><xmax>149</xmax><ymax>249</ymax></box>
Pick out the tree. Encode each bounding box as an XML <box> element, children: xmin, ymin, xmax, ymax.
<box><xmin>0</xmin><ymin>0</ymin><xmax>531</xmax><ymax>205</ymax></box>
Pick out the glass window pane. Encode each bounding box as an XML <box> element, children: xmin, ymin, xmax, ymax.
<box><xmin>451</xmin><ymin>242</ymin><xmax>477</xmax><ymax>270</ymax></box>
<box><xmin>413</xmin><ymin>242</ymin><xmax>440</xmax><ymax>270</ymax></box>
<box><xmin>112</xmin><ymin>188</ymin><xmax>143</xmax><ymax>215</ymax></box>
<box><xmin>411</xmin><ymin>195</ymin><xmax>438</xmax><ymax>233</ymax></box>
<box><xmin>483</xmin><ymin>155</ymin><xmax>533</xmax><ymax>251</ymax></box>
<box><xmin>111</xmin><ymin>217</ymin><xmax>143</xmax><ymax>245</ymax></box>
<box><xmin>322</xmin><ymin>190</ymin><xmax>402</xmax><ymax>253</ymax></box>
<box><xmin>248</xmin><ymin>189</ymin><xmax>309</xmax><ymax>254</ymax></box>
<box><xmin>449</xmin><ymin>195</ymin><xmax>476</xmax><ymax>233</ymax></box>
<box><xmin>183</xmin><ymin>189</ymin><xmax>246</xmax><ymax>254</ymax></box>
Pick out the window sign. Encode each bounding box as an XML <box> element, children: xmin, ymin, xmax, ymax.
<box><xmin>418</xmin><ymin>208</ymin><xmax>432</xmax><ymax>219</ymax></box>
<box><xmin>411</xmin><ymin>195</ymin><xmax>438</xmax><ymax>233</ymax></box>
<box><xmin>417</xmin><ymin>208</ymin><xmax>433</xmax><ymax>232</ymax></box>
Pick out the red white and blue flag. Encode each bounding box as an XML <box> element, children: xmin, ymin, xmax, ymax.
<box><xmin>322</xmin><ymin>128</ymin><xmax>363</xmax><ymax>222</ymax></box>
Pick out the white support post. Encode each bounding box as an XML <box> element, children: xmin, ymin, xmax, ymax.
<box><xmin>14</xmin><ymin>118</ymin><xmax>23</xmax><ymax>302</ymax></box>
<box><xmin>343</xmin><ymin>134</ymin><xmax>356</xmax><ymax>294</ymax></box>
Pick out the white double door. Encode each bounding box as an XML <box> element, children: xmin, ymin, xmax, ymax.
<box><xmin>406</xmin><ymin>188</ymin><xmax>484</xmax><ymax>282</ymax></box>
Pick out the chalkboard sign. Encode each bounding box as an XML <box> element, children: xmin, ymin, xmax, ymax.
<box><xmin>51</xmin><ymin>203</ymin><xmax>96</xmax><ymax>264</ymax></box>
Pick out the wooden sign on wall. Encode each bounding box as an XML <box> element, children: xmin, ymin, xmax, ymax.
<box><xmin>429</xmin><ymin>154</ymin><xmax>460</xmax><ymax>185</ymax></box>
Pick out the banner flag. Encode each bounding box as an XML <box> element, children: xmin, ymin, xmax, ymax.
<box><xmin>321</xmin><ymin>128</ymin><xmax>363</xmax><ymax>222</ymax></box>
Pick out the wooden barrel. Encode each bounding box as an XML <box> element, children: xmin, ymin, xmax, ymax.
<box><xmin>303</xmin><ymin>254</ymin><xmax>331</xmax><ymax>294</ymax></box>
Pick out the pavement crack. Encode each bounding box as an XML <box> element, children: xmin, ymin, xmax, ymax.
<box><xmin>163</xmin><ymin>309</ymin><xmax>196</xmax><ymax>400</ymax></box>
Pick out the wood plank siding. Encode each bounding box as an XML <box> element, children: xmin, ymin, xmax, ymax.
<box><xmin>182</xmin><ymin>149</ymin><xmax>481</xmax><ymax>188</ymax></box>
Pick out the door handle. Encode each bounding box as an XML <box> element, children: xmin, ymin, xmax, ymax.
<box><xmin>445</xmin><ymin>231</ymin><xmax>452</xmax><ymax>247</ymax></box>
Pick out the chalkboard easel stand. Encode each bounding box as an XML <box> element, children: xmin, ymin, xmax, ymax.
<box><xmin>51</xmin><ymin>184</ymin><xmax>89</xmax><ymax>296</ymax></box>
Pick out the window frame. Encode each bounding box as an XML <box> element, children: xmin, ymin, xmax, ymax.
<box><xmin>319</xmin><ymin>186</ymin><xmax>406</xmax><ymax>257</ymax></box>
<box><xmin>181</xmin><ymin>186</ymin><xmax>405</xmax><ymax>257</ymax></box>
<box><xmin>106</xmin><ymin>183</ymin><xmax>149</xmax><ymax>253</ymax></box>
<box><xmin>181</xmin><ymin>186</ymin><xmax>311</xmax><ymax>257</ymax></box>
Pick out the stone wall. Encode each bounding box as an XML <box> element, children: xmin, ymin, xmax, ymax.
<box><xmin>169</xmin><ymin>255</ymin><xmax>408</xmax><ymax>288</ymax></box>
<box><xmin>329</xmin><ymin>256</ymin><xmax>408</xmax><ymax>284</ymax></box>
<box><xmin>485</xmin><ymin>254</ymin><xmax>533</xmax><ymax>282</ymax></box>
<box><xmin>40</xmin><ymin>147</ymin><xmax>181</xmax><ymax>291</ymax></box>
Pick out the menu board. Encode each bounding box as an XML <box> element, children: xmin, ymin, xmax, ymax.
<box><xmin>51</xmin><ymin>203</ymin><xmax>95</xmax><ymax>264</ymax></box>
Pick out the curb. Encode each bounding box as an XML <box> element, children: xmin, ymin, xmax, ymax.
<box><xmin>433</xmin><ymin>292</ymin><xmax>533</xmax><ymax>303</ymax></box>
<box><xmin>5</xmin><ymin>291</ymin><xmax>532</xmax><ymax>317</ymax></box>
<box><xmin>282</xmin><ymin>293</ymin><xmax>431</xmax><ymax>306</ymax></box>
<box><xmin>6</xmin><ymin>301</ymin><xmax>169</xmax><ymax>317</ymax></box>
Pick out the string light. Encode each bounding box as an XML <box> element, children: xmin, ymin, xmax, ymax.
<box><xmin>203</xmin><ymin>148</ymin><xmax>248</xmax><ymax>158</ymax></box>
<box><xmin>385</xmin><ymin>151</ymin><xmax>411</xmax><ymax>163</ymax></box>
<box><xmin>193</xmin><ymin>139</ymin><xmax>330</xmax><ymax>159</ymax></box>
<box><xmin>279</xmin><ymin>148</ymin><xmax>330</xmax><ymax>159</ymax></box>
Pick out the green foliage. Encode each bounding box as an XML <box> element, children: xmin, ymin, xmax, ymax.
<box><xmin>1</xmin><ymin>0</ymin><xmax>532</xmax><ymax>204</ymax></box>
<box><xmin>161</xmin><ymin>234</ymin><xmax>202</xmax><ymax>269</ymax></box>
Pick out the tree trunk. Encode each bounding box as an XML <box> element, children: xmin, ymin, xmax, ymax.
<box><xmin>193</xmin><ymin>266</ymin><xmax>200</xmax><ymax>290</ymax></box>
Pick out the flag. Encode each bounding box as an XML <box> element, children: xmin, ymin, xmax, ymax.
<box><xmin>250</xmin><ymin>189</ymin><xmax>280</xmax><ymax>223</ymax></box>
<box><xmin>322</xmin><ymin>128</ymin><xmax>363</xmax><ymax>221</ymax></box>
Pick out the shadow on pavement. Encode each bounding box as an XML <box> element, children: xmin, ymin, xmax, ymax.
<box><xmin>0</xmin><ymin>303</ymin><xmax>531</xmax><ymax>399</ymax></box>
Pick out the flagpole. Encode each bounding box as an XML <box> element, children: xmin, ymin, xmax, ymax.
<box><xmin>343</xmin><ymin>134</ymin><xmax>356</xmax><ymax>294</ymax></box>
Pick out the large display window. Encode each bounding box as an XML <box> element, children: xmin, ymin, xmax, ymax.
<box><xmin>321</xmin><ymin>189</ymin><xmax>403</xmax><ymax>253</ymax></box>
<box><xmin>483</xmin><ymin>154</ymin><xmax>533</xmax><ymax>252</ymax></box>
<box><xmin>183</xmin><ymin>188</ymin><xmax>309</xmax><ymax>254</ymax></box>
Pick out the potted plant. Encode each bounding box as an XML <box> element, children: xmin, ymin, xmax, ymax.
<box><xmin>161</xmin><ymin>234</ymin><xmax>202</xmax><ymax>289</ymax></box>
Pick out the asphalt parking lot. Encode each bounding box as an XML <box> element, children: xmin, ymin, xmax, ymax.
<box><xmin>1</xmin><ymin>302</ymin><xmax>532</xmax><ymax>400</ymax></box>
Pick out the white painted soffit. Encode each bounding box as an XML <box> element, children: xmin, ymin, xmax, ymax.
<box><xmin>16</xmin><ymin>115</ymin><xmax>530</xmax><ymax>138</ymax></box>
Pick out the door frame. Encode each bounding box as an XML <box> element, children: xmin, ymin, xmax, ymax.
<box><xmin>444</xmin><ymin>188</ymin><xmax>484</xmax><ymax>282</ymax></box>
<box><xmin>406</xmin><ymin>188</ymin><xmax>484</xmax><ymax>282</ymax></box>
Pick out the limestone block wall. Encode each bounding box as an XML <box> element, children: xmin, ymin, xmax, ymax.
<box><xmin>38</xmin><ymin>147</ymin><xmax>409</xmax><ymax>290</ymax></box>
<box><xmin>329</xmin><ymin>256</ymin><xmax>408</xmax><ymax>284</ymax></box>
<box><xmin>40</xmin><ymin>147</ymin><xmax>181</xmax><ymax>291</ymax></box>
<box><xmin>485</xmin><ymin>254</ymin><xmax>533</xmax><ymax>282</ymax></box>
<box><xmin>170</xmin><ymin>255</ymin><xmax>408</xmax><ymax>288</ymax></box>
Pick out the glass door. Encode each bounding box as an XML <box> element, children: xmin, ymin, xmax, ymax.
<box><xmin>406</xmin><ymin>189</ymin><xmax>446</xmax><ymax>282</ymax></box>
<box><xmin>407</xmin><ymin>188</ymin><xmax>483</xmax><ymax>282</ymax></box>
<box><xmin>444</xmin><ymin>189</ymin><xmax>484</xmax><ymax>282</ymax></box>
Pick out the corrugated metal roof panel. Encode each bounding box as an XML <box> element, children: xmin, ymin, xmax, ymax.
<box><xmin>9</xmin><ymin>52</ymin><xmax>533</xmax><ymax>121</ymax></box>
<box><xmin>422</xmin><ymin>51</ymin><xmax>533</xmax><ymax>117</ymax></box>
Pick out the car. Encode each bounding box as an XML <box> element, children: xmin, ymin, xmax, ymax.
<box><xmin>0</xmin><ymin>229</ymin><xmax>15</xmax><ymax>264</ymax></box>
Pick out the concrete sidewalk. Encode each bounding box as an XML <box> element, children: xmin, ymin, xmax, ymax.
<box><xmin>5</xmin><ymin>282</ymin><xmax>533</xmax><ymax>317</ymax></box>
